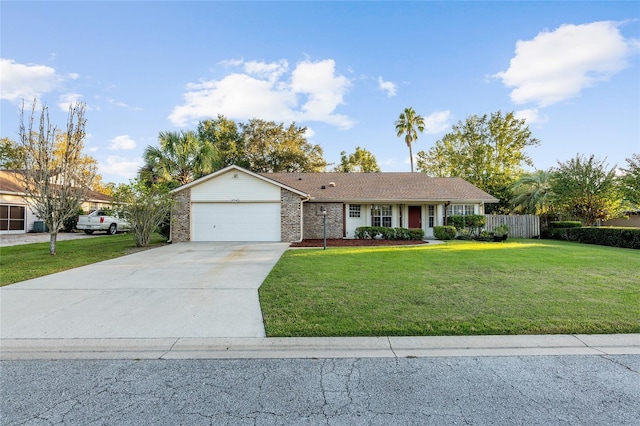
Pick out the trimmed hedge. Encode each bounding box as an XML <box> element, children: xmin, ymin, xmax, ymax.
<box><xmin>548</xmin><ymin>227</ymin><xmax>640</xmax><ymax>249</ymax></box>
<box><xmin>434</xmin><ymin>226</ymin><xmax>456</xmax><ymax>240</ymax></box>
<box><xmin>550</xmin><ymin>221</ymin><xmax>583</xmax><ymax>229</ymax></box>
<box><xmin>354</xmin><ymin>226</ymin><xmax>425</xmax><ymax>240</ymax></box>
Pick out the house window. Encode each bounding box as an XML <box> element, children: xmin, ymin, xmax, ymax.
<box><xmin>349</xmin><ymin>204</ymin><xmax>361</xmax><ymax>218</ymax></box>
<box><xmin>372</xmin><ymin>204</ymin><xmax>392</xmax><ymax>227</ymax></box>
<box><xmin>0</xmin><ymin>204</ymin><xmax>26</xmax><ymax>231</ymax></box>
<box><xmin>446</xmin><ymin>204</ymin><xmax>475</xmax><ymax>217</ymax></box>
<box><xmin>444</xmin><ymin>204</ymin><xmax>475</xmax><ymax>225</ymax></box>
<box><xmin>428</xmin><ymin>205</ymin><xmax>435</xmax><ymax>228</ymax></box>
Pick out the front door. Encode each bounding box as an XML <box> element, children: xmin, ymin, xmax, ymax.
<box><xmin>408</xmin><ymin>206</ymin><xmax>421</xmax><ymax>229</ymax></box>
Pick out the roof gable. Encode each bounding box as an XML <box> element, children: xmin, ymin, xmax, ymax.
<box><xmin>170</xmin><ymin>165</ymin><xmax>309</xmax><ymax>198</ymax></box>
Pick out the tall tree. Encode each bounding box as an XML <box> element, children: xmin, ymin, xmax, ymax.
<box><xmin>619</xmin><ymin>153</ymin><xmax>640</xmax><ymax>206</ymax></box>
<box><xmin>241</xmin><ymin>119</ymin><xmax>327</xmax><ymax>172</ymax></box>
<box><xmin>416</xmin><ymin>111</ymin><xmax>540</xmax><ymax>212</ymax></box>
<box><xmin>333</xmin><ymin>146</ymin><xmax>380</xmax><ymax>172</ymax></box>
<box><xmin>197</xmin><ymin>115</ymin><xmax>247</xmax><ymax>168</ymax></box>
<box><xmin>551</xmin><ymin>154</ymin><xmax>623</xmax><ymax>226</ymax></box>
<box><xmin>141</xmin><ymin>130</ymin><xmax>221</xmax><ymax>187</ymax></box>
<box><xmin>395</xmin><ymin>107</ymin><xmax>425</xmax><ymax>172</ymax></box>
<box><xmin>17</xmin><ymin>100</ymin><xmax>96</xmax><ymax>255</ymax></box>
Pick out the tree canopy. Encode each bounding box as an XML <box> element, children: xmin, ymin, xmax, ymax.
<box><xmin>395</xmin><ymin>107</ymin><xmax>425</xmax><ymax>172</ymax></box>
<box><xmin>619</xmin><ymin>153</ymin><xmax>640</xmax><ymax>207</ymax></box>
<box><xmin>417</xmin><ymin>111</ymin><xmax>540</xmax><ymax>212</ymax></box>
<box><xmin>551</xmin><ymin>154</ymin><xmax>623</xmax><ymax>226</ymax></box>
<box><xmin>333</xmin><ymin>146</ymin><xmax>380</xmax><ymax>172</ymax></box>
<box><xmin>197</xmin><ymin>115</ymin><xmax>247</xmax><ymax>168</ymax></box>
<box><xmin>141</xmin><ymin>130</ymin><xmax>221</xmax><ymax>188</ymax></box>
<box><xmin>240</xmin><ymin>119</ymin><xmax>327</xmax><ymax>173</ymax></box>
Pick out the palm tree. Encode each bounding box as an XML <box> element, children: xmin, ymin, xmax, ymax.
<box><xmin>142</xmin><ymin>130</ymin><xmax>221</xmax><ymax>187</ymax></box>
<box><xmin>395</xmin><ymin>107</ymin><xmax>425</xmax><ymax>172</ymax></box>
<box><xmin>510</xmin><ymin>170</ymin><xmax>555</xmax><ymax>215</ymax></box>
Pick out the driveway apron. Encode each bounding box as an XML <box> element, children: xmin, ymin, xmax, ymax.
<box><xmin>0</xmin><ymin>242</ymin><xmax>289</xmax><ymax>339</ymax></box>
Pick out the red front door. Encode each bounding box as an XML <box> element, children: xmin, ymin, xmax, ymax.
<box><xmin>408</xmin><ymin>206</ymin><xmax>421</xmax><ymax>228</ymax></box>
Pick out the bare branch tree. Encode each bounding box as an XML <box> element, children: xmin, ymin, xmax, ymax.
<box><xmin>18</xmin><ymin>99</ymin><xmax>96</xmax><ymax>255</ymax></box>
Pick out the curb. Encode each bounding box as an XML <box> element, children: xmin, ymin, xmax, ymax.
<box><xmin>2</xmin><ymin>334</ymin><xmax>638</xmax><ymax>361</ymax></box>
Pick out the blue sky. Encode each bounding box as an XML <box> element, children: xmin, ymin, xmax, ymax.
<box><xmin>1</xmin><ymin>1</ymin><xmax>639</xmax><ymax>184</ymax></box>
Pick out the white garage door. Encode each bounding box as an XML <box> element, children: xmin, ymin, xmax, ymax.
<box><xmin>192</xmin><ymin>203</ymin><xmax>281</xmax><ymax>242</ymax></box>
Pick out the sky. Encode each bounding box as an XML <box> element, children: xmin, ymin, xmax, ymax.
<box><xmin>1</xmin><ymin>1</ymin><xmax>639</xmax><ymax>184</ymax></box>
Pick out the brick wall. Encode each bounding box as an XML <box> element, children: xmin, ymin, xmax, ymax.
<box><xmin>303</xmin><ymin>202</ymin><xmax>344</xmax><ymax>239</ymax></box>
<box><xmin>171</xmin><ymin>189</ymin><xmax>191</xmax><ymax>242</ymax></box>
<box><xmin>281</xmin><ymin>189</ymin><xmax>302</xmax><ymax>242</ymax></box>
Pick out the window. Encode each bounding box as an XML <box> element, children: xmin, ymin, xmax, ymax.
<box><xmin>446</xmin><ymin>204</ymin><xmax>475</xmax><ymax>217</ymax></box>
<box><xmin>372</xmin><ymin>205</ymin><xmax>392</xmax><ymax>227</ymax></box>
<box><xmin>444</xmin><ymin>204</ymin><xmax>475</xmax><ymax>225</ymax></box>
<box><xmin>0</xmin><ymin>204</ymin><xmax>26</xmax><ymax>231</ymax></box>
<box><xmin>428</xmin><ymin>205</ymin><xmax>435</xmax><ymax>228</ymax></box>
<box><xmin>349</xmin><ymin>204</ymin><xmax>361</xmax><ymax>218</ymax></box>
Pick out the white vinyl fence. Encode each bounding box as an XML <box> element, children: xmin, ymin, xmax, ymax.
<box><xmin>484</xmin><ymin>215</ymin><xmax>540</xmax><ymax>238</ymax></box>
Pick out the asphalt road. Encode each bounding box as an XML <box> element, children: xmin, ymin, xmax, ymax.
<box><xmin>2</xmin><ymin>355</ymin><xmax>639</xmax><ymax>425</ymax></box>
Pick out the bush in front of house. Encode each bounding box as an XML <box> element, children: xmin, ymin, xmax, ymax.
<box><xmin>549</xmin><ymin>226</ymin><xmax>640</xmax><ymax>249</ymax></box>
<box><xmin>354</xmin><ymin>226</ymin><xmax>425</xmax><ymax>240</ymax></box>
<box><xmin>549</xmin><ymin>221</ymin><xmax>583</xmax><ymax>229</ymax></box>
<box><xmin>63</xmin><ymin>207</ymin><xmax>85</xmax><ymax>232</ymax></box>
<box><xmin>447</xmin><ymin>214</ymin><xmax>486</xmax><ymax>239</ymax></box>
<box><xmin>434</xmin><ymin>226</ymin><xmax>456</xmax><ymax>240</ymax></box>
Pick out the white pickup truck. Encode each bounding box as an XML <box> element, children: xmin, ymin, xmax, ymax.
<box><xmin>76</xmin><ymin>210</ymin><xmax>130</xmax><ymax>235</ymax></box>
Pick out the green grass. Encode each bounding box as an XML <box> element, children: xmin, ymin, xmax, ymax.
<box><xmin>0</xmin><ymin>233</ymin><xmax>166</xmax><ymax>286</ymax></box>
<box><xmin>259</xmin><ymin>239</ymin><xmax>640</xmax><ymax>337</ymax></box>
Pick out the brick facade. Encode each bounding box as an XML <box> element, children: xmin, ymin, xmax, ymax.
<box><xmin>303</xmin><ymin>202</ymin><xmax>344</xmax><ymax>239</ymax></box>
<box><xmin>280</xmin><ymin>189</ymin><xmax>303</xmax><ymax>242</ymax></box>
<box><xmin>170</xmin><ymin>189</ymin><xmax>191</xmax><ymax>242</ymax></box>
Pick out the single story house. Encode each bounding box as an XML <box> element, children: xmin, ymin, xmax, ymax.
<box><xmin>170</xmin><ymin>165</ymin><xmax>498</xmax><ymax>242</ymax></box>
<box><xmin>0</xmin><ymin>170</ymin><xmax>112</xmax><ymax>234</ymax></box>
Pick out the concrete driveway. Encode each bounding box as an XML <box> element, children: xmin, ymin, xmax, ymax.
<box><xmin>0</xmin><ymin>242</ymin><xmax>289</xmax><ymax>339</ymax></box>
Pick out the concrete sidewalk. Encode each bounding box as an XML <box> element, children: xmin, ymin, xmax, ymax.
<box><xmin>2</xmin><ymin>334</ymin><xmax>638</xmax><ymax>360</ymax></box>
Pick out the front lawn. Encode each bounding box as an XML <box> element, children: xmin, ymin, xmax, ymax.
<box><xmin>0</xmin><ymin>233</ymin><xmax>166</xmax><ymax>286</ymax></box>
<box><xmin>259</xmin><ymin>239</ymin><xmax>640</xmax><ymax>336</ymax></box>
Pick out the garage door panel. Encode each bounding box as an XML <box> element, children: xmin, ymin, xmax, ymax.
<box><xmin>192</xmin><ymin>203</ymin><xmax>280</xmax><ymax>242</ymax></box>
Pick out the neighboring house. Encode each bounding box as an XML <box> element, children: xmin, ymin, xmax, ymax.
<box><xmin>602</xmin><ymin>210</ymin><xmax>640</xmax><ymax>228</ymax></box>
<box><xmin>0</xmin><ymin>170</ymin><xmax>112</xmax><ymax>234</ymax></box>
<box><xmin>170</xmin><ymin>165</ymin><xmax>498</xmax><ymax>242</ymax></box>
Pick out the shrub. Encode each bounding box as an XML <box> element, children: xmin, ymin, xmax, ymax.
<box><xmin>63</xmin><ymin>207</ymin><xmax>85</xmax><ymax>232</ymax></box>
<box><xmin>550</xmin><ymin>221</ymin><xmax>582</xmax><ymax>229</ymax></box>
<box><xmin>408</xmin><ymin>228</ymin><xmax>425</xmax><ymax>240</ymax></box>
<box><xmin>434</xmin><ymin>226</ymin><xmax>456</xmax><ymax>240</ymax></box>
<box><xmin>549</xmin><ymin>227</ymin><xmax>640</xmax><ymax>249</ymax></box>
<box><xmin>492</xmin><ymin>224</ymin><xmax>510</xmax><ymax>237</ymax></box>
<box><xmin>355</xmin><ymin>226</ymin><xmax>424</xmax><ymax>240</ymax></box>
<box><xmin>447</xmin><ymin>214</ymin><xmax>486</xmax><ymax>238</ymax></box>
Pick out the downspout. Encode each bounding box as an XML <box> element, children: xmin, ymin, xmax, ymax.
<box><xmin>297</xmin><ymin>196</ymin><xmax>310</xmax><ymax>243</ymax></box>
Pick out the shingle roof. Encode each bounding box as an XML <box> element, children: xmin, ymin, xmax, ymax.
<box><xmin>0</xmin><ymin>170</ymin><xmax>113</xmax><ymax>203</ymax></box>
<box><xmin>261</xmin><ymin>172</ymin><xmax>499</xmax><ymax>203</ymax></box>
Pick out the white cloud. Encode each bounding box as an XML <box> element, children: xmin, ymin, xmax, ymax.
<box><xmin>68</xmin><ymin>73</ymin><xmax>80</xmax><ymax>80</ymax></box>
<box><xmin>99</xmin><ymin>155</ymin><xmax>143</xmax><ymax>180</ymax></box>
<box><xmin>424</xmin><ymin>110</ymin><xmax>452</xmax><ymax>134</ymax></box>
<box><xmin>0</xmin><ymin>58</ymin><xmax>62</xmax><ymax>101</ymax></box>
<box><xmin>169</xmin><ymin>58</ymin><xmax>353</xmax><ymax>129</ymax></box>
<box><xmin>494</xmin><ymin>21</ymin><xmax>639</xmax><ymax>107</ymax></box>
<box><xmin>515</xmin><ymin>108</ymin><xmax>549</xmax><ymax>125</ymax></box>
<box><xmin>303</xmin><ymin>127</ymin><xmax>316</xmax><ymax>138</ymax></box>
<box><xmin>377</xmin><ymin>76</ymin><xmax>397</xmax><ymax>97</ymax></box>
<box><xmin>219</xmin><ymin>58</ymin><xmax>244</xmax><ymax>67</ymax></box>
<box><xmin>109</xmin><ymin>135</ymin><xmax>137</xmax><ymax>150</ymax></box>
<box><xmin>57</xmin><ymin>93</ymin><xmax>84</xmax><ymax>111</ymax></box>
